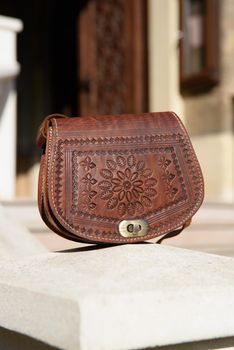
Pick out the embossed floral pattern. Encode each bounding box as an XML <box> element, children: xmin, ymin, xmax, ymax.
<box><xmin>158</xmin><ymin>155</ymin><xmax>178</xmax><ymax>200</ymax></box>
<box><xmin>79</xmin><ymin>156</ymin><xmax>96</xmax><ymax>171</ymax></box>
<box><xmin>98</xmin><ymin>155</ymin><xmax>158</xmax><ymax>216</ymax></box>
<box><xmin>82</xmin><ymin>173</ymin><xmax>97</xmax><ymax>191</ymax></box>
<box><xmin>158</xmin><ymin>155</ymin><xmax>171</xmax><ymax>169</ymax></box>
<box><xmin>80</xmin><ymin>172</ymin><xmax>97</xmax><ymax>210</ymax></box>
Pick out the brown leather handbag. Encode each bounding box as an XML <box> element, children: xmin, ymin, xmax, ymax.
<box><xmin>37</xmin><ymin>112</ymin><xmax>204</xmax><ymax>244</ymax></box>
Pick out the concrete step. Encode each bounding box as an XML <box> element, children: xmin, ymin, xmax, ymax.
<box><xmin>0</xmin><ymin>202</ymin><xmax>47</xmax><ymax>257</ymax></box>
<box><xmin>164</xmin><ymin>203</ymin><xmax>234</xmax><ymax>256</ymax></box>
<box><xmin>1</xmin><ymin>244</ymin><xmax>234</xmax><ymax>350</ymax></box>
<box><xmin>1</xmin><ymin>199</ymin><xmax>49</xmax><ymax>234</ymax></box>
<box><xmin>2</xmin><ymin>200</ymin><xmax>234</xmax><ymax>255</ymax></box>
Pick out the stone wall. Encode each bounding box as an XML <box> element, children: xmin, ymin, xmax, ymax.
<box><xmin>148</xmin><ymin>0</ymin><xmax>234</xmax><ymax>203</ymax></box>
<box><xmin>183</xmin><ymin>0</ymin><xmax>234</xmax><ymax>202</ymax></box>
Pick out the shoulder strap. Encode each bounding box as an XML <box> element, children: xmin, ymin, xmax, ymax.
<box><xmin>36</xmin><ymin>114</ymin><xmax>69</xmax><ymax>149</ymax></box>
<box><xmin>156</xmin><ymin>219</ymin><xmax>191</xmax><ymax>244</ymax></box>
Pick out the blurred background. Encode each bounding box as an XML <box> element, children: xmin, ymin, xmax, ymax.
<box><xmin>0</xmin><ymin>0</ymin><xmax>234</xmax><ymax>254</ymax></box>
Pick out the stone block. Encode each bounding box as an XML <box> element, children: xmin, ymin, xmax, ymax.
<box><xmin>1</xmin><ymin>244</ymin><xmax>234</xmax><ymax>349</ymax></box>
<box><xmin>0</xmin><ymin>204</ymin><xmax>47</xmax><ymax>257</ymax></box>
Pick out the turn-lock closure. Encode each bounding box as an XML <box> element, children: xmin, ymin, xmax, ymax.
<box><xmin>119</xmin><ymin>219</ymin><xmax>149</xmax><ymax>238</ymax></box>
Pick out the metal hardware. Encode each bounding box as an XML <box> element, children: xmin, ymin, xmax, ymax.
<box><xmin>119</xmin><ymin>219</ymin><xmax>149</xmax><ymax>238</ymax></box>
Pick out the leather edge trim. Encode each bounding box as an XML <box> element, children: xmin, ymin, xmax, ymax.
<box><xmin>36</xmin><ymin>114</ymin><xmax>69</xmax><ymax>149</ymax></box>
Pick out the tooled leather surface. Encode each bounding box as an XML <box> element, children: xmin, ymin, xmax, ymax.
<box><xmin>38</xmin><ymin>136</ymin><xmax>95</xmax><ymax>243</ymax></box>
<box><xmin>39</xmin><ymin>112</ymin><xmax>204</xmax><ymax>243</ymax></box>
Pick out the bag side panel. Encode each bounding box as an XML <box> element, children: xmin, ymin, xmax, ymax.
<box><xmin>38</xmin><ymin>131</ymin><xmax>89</xmax><ymax>243</ymax></box>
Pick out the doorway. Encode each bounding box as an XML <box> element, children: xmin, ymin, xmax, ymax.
<box><xmin>0</xmin><ymin>0</ymin><xmax>148</xmax><ymax>197</ymax></box>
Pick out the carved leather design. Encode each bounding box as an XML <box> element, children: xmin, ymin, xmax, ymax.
<box><xmin>37</xmin><ymin>112</ymin><xmax>204</xmax><ymax>243</ymax></box>
<box><xmin>84</xmin><ymin>154</ymin><xmax>158</xmax><ymax>216</ymax></box>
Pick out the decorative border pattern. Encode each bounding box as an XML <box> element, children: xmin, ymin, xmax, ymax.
<box><xmin>55</xmin><ymin>136</ymin><xmax>187</xmax><ymax>223</ymax></box>
<box><xmin>50</xmin><ymin>129</ymin><xmax>203</xmax><ymax>242</ymax></box>
<box><xmin>54</xmin><ymin>132</ymin><xmax>182</xmax><ymax>147</ymax></box>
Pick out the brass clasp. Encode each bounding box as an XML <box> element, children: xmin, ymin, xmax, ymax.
<box><xmin>119</xmin><ymin>219</ymin><xmax>149</xmax><ymax>238</ymax></box>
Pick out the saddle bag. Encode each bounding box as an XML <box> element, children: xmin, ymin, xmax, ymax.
<box><xmin>36</xmin><ymin>112</ymin><xmax>204</xmax><ymax>244</ymax></box>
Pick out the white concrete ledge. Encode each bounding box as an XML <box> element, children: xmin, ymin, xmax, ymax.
<box><xmin>0</xmin><ymin>15</ymin><xmax>23</xmax><ymax>32</ymax></box>
<box><xmin>0</xmin><ymin>204</ymin><xmax>47</xmax><ymax>257</ymax></box>
<box><xmin>0</xmin><ymin>15</ymin><xmax>22</xmax><ymax>199</ymax></box>
<box><xmin>0</xmin><ymin>64</ymin><xmax>20</xmax><ymax>79</ymax></box>
<box><xmin>1</xmin><ymin>245</ymin><xmax>234</xmax><ymax>350</ymax></box>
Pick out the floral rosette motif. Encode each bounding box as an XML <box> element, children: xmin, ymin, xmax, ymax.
<box><xmin>98</xmin><ymin>155</ymin><xmax>158</xmax><ymax>216</ymax></box>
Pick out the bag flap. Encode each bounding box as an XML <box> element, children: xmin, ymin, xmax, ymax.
<box><xmin>44</xmin><ymin>112</ymin><xmax>204</xmax><ymax>243</ymax></box>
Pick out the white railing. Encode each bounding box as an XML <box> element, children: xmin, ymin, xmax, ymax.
<box><xmin>0</xmin><ymin>15</ymin><xmax>23</xmax><ymax>200</ymax></box>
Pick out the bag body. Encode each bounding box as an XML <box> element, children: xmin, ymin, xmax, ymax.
<box><xmin>37</xmin><ymin>112</ymin><xmax>204</xmax><ymax>244</ymax></box>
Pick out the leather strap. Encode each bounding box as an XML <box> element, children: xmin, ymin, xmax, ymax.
<box><xmin>36</xmin><ymin>114</ymin><xmax>68</xmax><ymax>149</ymax></box>
<box><xmin>156</xmin><ymin>219</ymin><xmax>192</xmax><ymax>244</ymax></box>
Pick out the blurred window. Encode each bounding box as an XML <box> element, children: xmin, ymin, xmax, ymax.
<box><xmin>180</xmin><ymin>0</ymin><xmax>219</xmax><ymax>93</ymax></box>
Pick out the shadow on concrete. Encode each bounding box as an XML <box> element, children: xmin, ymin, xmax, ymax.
<box><xmin>0</xmin><ymin>326</ymin><xmax>61</xmax><ymax>350</ymax></box>
<box><xmin>1</xmin><ymin>325</ymin><xmax>234</xmax><ymax>350</ymax></box>
<box><xmin>57</xmin><ymin>241</ymin><xmax>152</xmax><ymax>253</ymax></box>
<box><xmin>148</xmin><ymin>336</ymin><xmax>234</xmax><ymax>350</ymax></box>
